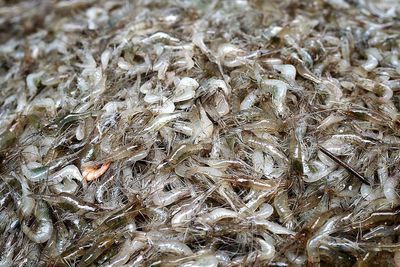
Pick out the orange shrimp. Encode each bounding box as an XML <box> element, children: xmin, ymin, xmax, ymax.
<box><xmin>82</xmin><ymin>162</ymin><xmax>111</xmax><ymax>181</ymax></box>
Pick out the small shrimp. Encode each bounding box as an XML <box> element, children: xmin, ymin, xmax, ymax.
<box><xmin>259</xmin><ymin>78</ymin><xmax>289</xmax><ymax>117</ymax></box>
<box><xmin>232</xmin><ymin>236</ymin><xmax>276</xmax><ymax>264</ymax></box>
<box><xmin>217</xmin><ymin>43</ymin><xmax>247</xmax><ymax>67</ymax></box>
<box><xmin>172</xmin><ymin>77</ymin><xmax>199</xmax><ymax>102</ymax></box>
<box><xmin>242</xmin><ymin>131</ymin><xmax>288</xmax><ymax>164</ymax></box>
<box><xmin>56</xmin><ymin>111</ymin><xmax>93</xmax><ymax>131</ymax></box>
<box><xmin>100</xmin><ymin>196</ymin><xmax>143</xmax><ymax>231</ymax></box>
<box><xmin>49</xmin><ymin>165</ymin><xmax>83</xmax><ymax>185</ymax></box>
<box><xmin>78</xmin><ymin>235</ymin><xmax>121</xmax><ymax>267</ymax></box>
<box><xmin>50</xmin><ymin>178</ymin><xmax>79</xmax><ymax>194</ymax></box>
<box><xmin>104</xmin><ymin>143</ymin><xmax>148</xmax><ymax>163</ymax></box>
<box><xmin>307</xmin><ymin>215</ymin><xmax>343</xmax><ymax>265</ymax></box>
<box><xmin>363</xmin><ymin>225</ymin><xmax>400</xmax><ymax>240</ymax></box>
<box><xmin>154</xmin><ymin>240</ymin><xmax>193</xmax><ymax>256</ymax></box>
<box><xmin>53</xmin><ymin>222</ymin><xmax>70</xmax><ymax>259</ymax></box>
<box><xmin>143</xmin><ymin>206</ymin><xmax>169</xmax><ymax>227</ymax></box>
<box><xmin>198</xmin><ymin>208</ymin><xmax>238</xmax><ymax>224</ymax></box>
<box><xmin>274</xmin><ymin>191</ymin><xmax>297</xmax><ymax>230</ymax></box>
<box><xmin>192</xmin><ymin>104</ymin><xmax>214</xmax><ymax>143</ymax></box>
<box><xmin>254</xmin><ymin>219</ymin><xmax>296</xmax><ymax>235</ymax></box>
<box><xmin>158</xmin><ymin>143</ymin><xmax>211</xmax><ymax>170</ymax></box>
<box><xmin>361</xmin><ymin>48</ymin><xmax>381</xmax><ymax>71</ymax></box>
<box><xmin>256</xmin><ymin>237</ymin><xmax>276</xmax><ymax>261</ymax></box>
<box><xmin>82</xmin><ymin>161</ymin><xmax>111</xmax><ymax>181</ymax></box>
<box><xmin>171</xmin><ymin>189</ymin><xmax>214</xmax><ymax>227</ymax></box>
<box><xmin>341</xmin><ymin>107</ymin><xmax>390</xmax><ymax>126</ymax></box>
<box><xmin>320</xmin><ymin>236</ymin><xmax>364</xmax><ymax>259</ymax></box>
<box><xmin>289</xmin><ymin>129</ymin><xmax>304</xmax><ymax>175</ymax></box>
<box><xmin>173</xmin><ymin>121</ymin><xmax>194</xmax><ymax>136</ymax></box>
<box><xmin>40</xmin><ymin>221</ymin><xmax>69</xmax><ymax>263</ymax></box>
<box><xmin>349</xmin><ymin>208</ymin><xmax>400</xmax><ymax>230</ymax></box>
<box><xmin>316</xmin><ymin>114</ymin><xmax>345</xmax><ymax>131</ymax></box>
<box><xmin>143</xmin><ymin>112</ymin><xmax>182</xmax><ymax>132</ymax></box>
<box><xmin>48</xmin><ymin>165</ymin><xmax>83</xmax><ymax>194</ymax></box>
<box><xmin>141</xmin><ymin>32</ymin><xmax>180</xmax><ymax>44</ymax></box>
<box><xmin>18</xmin><ymin>177</ymin><xmax>36</xmax><ymax>218</ymax></box>
<box><xmin>30</xmin><ymin>193</ymin><xmax>100</xmax><ymax>215</ymax></box>
<box><xmin>289</xmin><ymin>53</ymin><xmax>321</xmax><ymax>84</ymax></box>
<box><xmin>240</xmin><ymin>90</ymin><xmax>259</xmax><ymax>111</ymax></box>
<box><xmin>152</xmin><ymin>188</ymin><xmax>190</xmax><ymax>207</ymax></box>
<box><xmin>95</xmin><ymin>175</ymin><xmax>116</xmax><ymax>204</ymax></box>
<box><xmin>272</xmin><ymin>64</ymin><xmax>296</xmax><ymax>80</ymax></box>
<box><xmin>240</xmin><ymin>190</ymin><xmax>276</xmax><ymax>215</ymax></box>
<box><xmin>103</xmin><ymin>238</ymin><xmax>146</xmax><ymax>267</ymax></box>
<box><xmin>26</xmin><ymin>71</ymin><xmax>44</xmax><ymax>96</ymax></box>
<box><xmin>239</xmin><ymin>118</ymin><xmax>283</xmax><ymax>133</ymax></box>
<box><xmin>22</xmin><ymin>200</ymin><xmax>53</xmax><ymax>244</ymax></box>
<box><xmin>60</xmin><ymin>197</ymin><xmax>142</xmax><ymax>260</ymax></box>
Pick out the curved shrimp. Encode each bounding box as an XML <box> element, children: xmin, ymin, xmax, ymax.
<box><xmin>82</xmin><ymin>162</ymin><xmax>111</xmax><ymax>181</ymax></box>
<box><xmin>22</xmin><ymin>200</ymin><xmax>53</xmax><ymax>244</ymax></box>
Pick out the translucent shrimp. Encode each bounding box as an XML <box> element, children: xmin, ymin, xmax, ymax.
<box><xmin>256</xmin><ymin>237</ymin><xmax>276</xmax><ymax>261</ymax></box>
<box><xmin>272</xmin><ymin>64</ymin><xmax>297</xmax><ymax>80</ymax></box>
<box><xmin>52</xmin><ymin>222</ymin><xmax>70</xmax><ymax>259</ymax></box>
<box><xmin>198</xmin><ymin>208</ymin><xmax>238</xmax><ymax>224</ymax></box>
<box><xmin>235</xmin><ymin>236</ymin><xmax>275</xmax><ymax>264</ymax></box>
<box><xmin>152</xmin><ymin>188</ymin><xmax>190</xmax><ymax>207</ymax></box>
<box><xmin>318</xmin><ymin>145</ymin><xmax>371</xmax><ymax>185</ymax></box>
<box><xmin>171</xmin><ymin>191</ymin><xmax>212</xmax><ymax>227</ymax></box>
<box><xmin>31</xmin><ymin>193</ymin><xmax>99</xmax><ymax>215</ymax></box>
<box><xmin>307</xmin><ymin>215</ymin><xmax>343</xmax><ymax>265</ymax></box>
<box><xmin>217</xmin><ymin>44</ymin><xmax>247</xmax><ymax>67</ymax></box>
<box><xmin>154</xmin><ymin>240</ymin><xmax>193</xmax><ymax>256</ymax></box>
<box><xmin>290</xmin><ymin>53</ymin><xmax>321</xmax><ymax>84</ymax></box>
<box><xmin>172</xmin><ymin>77</ymin><xmax>199</xmax><ymax>102</ymax></box>
<box><xmin>102</xmin><ymin>238</ymin><xmax>146</xmax><ymax>267</ymax></box>
<box><xmin>22</xmin><ymin>200</ymin><xmax>53</xmax><ymax>244</ymax></box>
<box><xmin>99</xmin><ymin>196</ymin><xmax>143</xmax><ymax>231</ymax></box>
<box><xmin>242</xmin><ymin>131</ymin><xmax>288</xmax><ymax>165</ymax></box>
<box><xmin>22</xmin><ymin>145</ymin><xmax>41</xmax><ymax>162</ymax></box>
<box><xmin>18</xmin><ymin>176</ymin><xmax>36</xmax><ymax>218</ymax></box>
<box><xmin>193</xmin><ymin>104</ymin><xmax>214</xmax><ymax>143</ymax></box>
<box><xmin>78</xmin><ymin>235</ymin><xmax>120</xmax><ymax>267</ymax></box>
<box><xmin>21</xmin><ymin>163</ymin><xmax>50</xmax><ymax>183</ymax></box>
<box><xmin>179</xmin><ymin>253</ymin><xmax>219</xmax><ymax>267</ymax></box>
<box><xmin>141</xmin><ymin>32</ymin><xmax>180</xmax><ymax>44</ymax></box>
<box><xmin>158</xmin><ymin>143</ymin><xmax>211</xmax><ymax>170</ymax></box>
<box><xmin>50</xmin><ymin>165</ymin><xmax>84</xmax><ymax>194</ymax></box>
<box><xmin>143</xmin><ymin>112</ymin><xmax>182</xmax><ymax>132</ymax></box>
<box><xmin>259</xmin><ymin>78</ymin><xmax>289</xmax><ymax>117</ymax></box>
<box><xmin>95</xmin><ymin>174</ymin><xmax>116</xmax><ymax>204</ymax></box>
<box><xmin>252</xmin><ymin>149</ymin><xmax>265</xmax><ymax>176</ymax></box>
<box><xmin>349</xmin><ymin>208</ymin><xmax>400</xmax><ymax>230</ymax></box>
<box><xmin>363</xmin><ymin>225</ymin><xmax>400</xmax><ymax>240</ymax></box>
<box><xmin>361</xmin><ymin>48</ymin><xmax>382</xmax><ymax>71</ymax></box>
<box><xmin>26</xmin><ymin>71</ymin><xmax>44</xmax><ymax>96</ymax></box>
<box><xmin>254</xmin><ymin>219</ymin><xmax>296</xmax><ymax>235</ymax></box>
<box><xmin>274</xmin><ymin>191</ymin><xmax>297</xmax><ymax>230</ymax></box>
<box><xmin>316</xmin><ymin>114</ymin><xmax>345</xmax><ymax>131</ymax></box>
<box><xmin>240</xmin><ymin>89</ymin><xmax>259</xmax><ymax>111</ymax></box>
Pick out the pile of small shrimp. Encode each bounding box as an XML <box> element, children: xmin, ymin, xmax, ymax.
<box><xmin>0</xmin><ymin>0</ymin><xmax>400</xmax><ymax>266</ymax></box>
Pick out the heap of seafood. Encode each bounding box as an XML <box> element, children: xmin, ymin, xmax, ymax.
<box><xmin>0</xmin><ymin>0</ymin><xmax>399</xmax><ymax>266</ymax></box>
